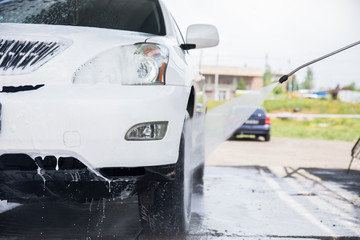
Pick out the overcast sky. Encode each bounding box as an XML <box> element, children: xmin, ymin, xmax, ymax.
<box><xmin>164</xmin><ymin>0</ymin><xmax>360</xmax><ymax>90</ymax></box>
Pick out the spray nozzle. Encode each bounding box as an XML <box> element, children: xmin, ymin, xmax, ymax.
<box><xmin>277</xmin><ymin>40</ymin><xmax>360</xmax><ymax>84</ymax></box>
<box><xmin>278</xmin><ymin>75</ymin><xmax>289</xmax><ymax>84</ymax></box>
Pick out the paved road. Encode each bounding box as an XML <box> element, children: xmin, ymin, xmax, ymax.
<box><xmin>188</xmin><ymin>166</ymin><xmax>360</xmax><ymax>239</ymax></box>
<box><xmin>0</xmin><ymin>138</ymin><xmax>359</xmax><ymax>239</ymax></box>
<box><xmin>207</xmin><ymin>137</ymin><xmax>360</xmax><ymax>170</ymax></box>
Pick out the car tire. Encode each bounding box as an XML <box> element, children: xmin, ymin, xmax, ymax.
<box><xmin>264</xmin><ymin>133</ymin><xmax>270</xmax><ymax>142</ymax></box>
<box><xmin>138</xmin><ymin>132</ymin><xmax>192</xmax><ymax>236</ymax></box>
<box><xmin>193</xmin><ymin>163</ymin><xmax>204</xmax><ymax>186</ymax></box>
<box><xmin>228</xmin><ymin>134</ymin><xmax>236</xmax><ymax>140</ymax></box>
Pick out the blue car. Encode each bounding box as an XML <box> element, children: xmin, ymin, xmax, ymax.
<box><xmin>231</xmin><ymin>107</ymin><xmax>271</xmax><ymax>141</ymax></box>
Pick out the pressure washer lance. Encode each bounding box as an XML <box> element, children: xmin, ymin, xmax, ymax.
<box><xmin>278</xmin><ymin>40</ymin><xmax>360</xmax><ymax>84</ymax></box>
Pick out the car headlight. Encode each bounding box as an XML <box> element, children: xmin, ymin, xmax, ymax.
<box><xmin>73</xmin><ymin>43</ymin><xmax>169</xmax><ymax>85</ymax></box>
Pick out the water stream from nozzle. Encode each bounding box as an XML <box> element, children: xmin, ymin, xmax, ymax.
<box><xmin>204</xmin><ymin>82</ymin><xmax>279</xmax><ymax>156</ymax></box>
<box><xmin>185</xmin><ymin>82</ymin><xmax>279</xmax><ymax>174</ymax></box>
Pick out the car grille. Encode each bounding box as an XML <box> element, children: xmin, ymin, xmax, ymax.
<box><xmin>0</xmin><ymin>39</ymin><xmax>68</xmax><ymax>75</ymax></box>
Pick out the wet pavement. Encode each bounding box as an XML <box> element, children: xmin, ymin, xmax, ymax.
<box><xmin>0</xmin><ymin>165</ymin><xmax>359</xmax><ymax>239</ymax></box>
<box><xmin>189</xmin><ymin>166</ymin><xmax>360</xmax><ymax>239</ymax></box>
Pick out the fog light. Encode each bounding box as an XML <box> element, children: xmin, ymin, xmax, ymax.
<box><xmin>125</xmin><ymin>122</ymin><xmax>168</xmax><ymax>141</ymax></box>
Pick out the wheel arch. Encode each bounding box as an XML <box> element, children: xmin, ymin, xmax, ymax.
<box><xmin>186</xmin><ymin>86</ymin><xmax>195</xmax><ymax>119</ymax></box>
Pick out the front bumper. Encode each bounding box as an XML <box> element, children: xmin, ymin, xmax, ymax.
<box><xmin>0</xmin><ymin>84</ymin><xmax>189</xmax><ymax>169</ymax></box>
<box><xmin>0</xmin><ymin>153</ymin><xmax>176</xmax><ymax>202</ymax></box>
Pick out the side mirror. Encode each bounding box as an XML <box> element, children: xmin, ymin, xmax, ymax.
<box><xmin>181</xmin><ymin>24</ymin><xmax>219</xmax><ymax>50</ymax></box>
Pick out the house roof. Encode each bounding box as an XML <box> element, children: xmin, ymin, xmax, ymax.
<box><xmin>200</xmin><ymin>65</ymin><xmax>265</xmax><ymax>77</ymax></box>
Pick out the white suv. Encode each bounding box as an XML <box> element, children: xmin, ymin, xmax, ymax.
<box><xmin>0</xmin><ymin>0</ymin><xmax>218</xmax><ymax>235</ymax></box>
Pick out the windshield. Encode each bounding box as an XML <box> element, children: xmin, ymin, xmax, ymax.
<box><xmin>0</xmin><ymin>0</ymin><xmax>166</xmax><ymax>35</ymax></box>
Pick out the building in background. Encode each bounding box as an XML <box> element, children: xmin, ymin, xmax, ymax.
<box><xmin>200</xmin><ymin>66</ymin><xmax>264</xmax><ymax>100</ymax></box>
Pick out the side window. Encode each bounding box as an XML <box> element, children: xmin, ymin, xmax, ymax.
<box><xmin>171</xmin><ymin>16</ymin><xmax>186</xmax><ymax>45</ymax></box>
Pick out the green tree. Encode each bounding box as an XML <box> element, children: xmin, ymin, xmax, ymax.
<box><xmin>273</xmin><ymin>85</ymin><xmax>284</xmax><ymax>95</ymax></box>
<box><xmin>263</xmin><ymin>68</ymin><xmax>272</xmax><ymax>86</ymax></box>
<box><xmin>236</xmin><ymin>77</ymin><xmax>247</xmax><ymax>90</ymax></box>
<box><xmin>291</xmin><ymin>75</ymin><xmax>299</xmax><ymax>91</ymax></box>
<box><xmin>343</xmin><ymin>82</ymin><xmax>356</xmax><ymax>90</ymax></box>
<box><xmin>287</xmin><ymin>75</ymin><xmax>299</xmax><ymax>92</ymax></box>
<box><xmin>301</xmin><ymin>67</ymin><xmax>314</xmax><ymax>89</ymax></box>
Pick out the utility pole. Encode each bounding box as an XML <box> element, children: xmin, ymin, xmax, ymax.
<box><xmin>214</xmin><ymin>53</ymin><xmax>219</xmax><ymax>101</ymax></box>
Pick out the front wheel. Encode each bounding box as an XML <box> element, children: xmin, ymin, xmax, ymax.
<box><xmin>193</xmin><ymin>163</ymin><xmax>204</xmax><ymax>186</ymax></box>
<box><xmin>138</xmin><ymin>133</ymin><xmax>191</xmax><ymax>235</ymax></box>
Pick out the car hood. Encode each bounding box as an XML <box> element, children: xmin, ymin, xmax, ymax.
<box><xmin>0</xmin><ymin>23</ymin><xmax>153</xmax><ymax>85</ymax></box>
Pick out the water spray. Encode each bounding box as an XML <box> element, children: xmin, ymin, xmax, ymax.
<box><xmin>278</xmin><ymin>40</ymin><xmax>360</xmax><ymax>84</ymax></box>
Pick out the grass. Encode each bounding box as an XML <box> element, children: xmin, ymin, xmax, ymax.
<box><xmin>264</xmin><ymin>98</ymin><xmax>360</xmax><ymax>142</ymax></box>
<box><xmin>263</xmin><ymin>98</ymin><xmax>360</xmax><ymax>114</ymax></box>
<box><xmin>271</xmin><ymin>118</ymin><xmax>360</xmax><ymax>142</ymax></box>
